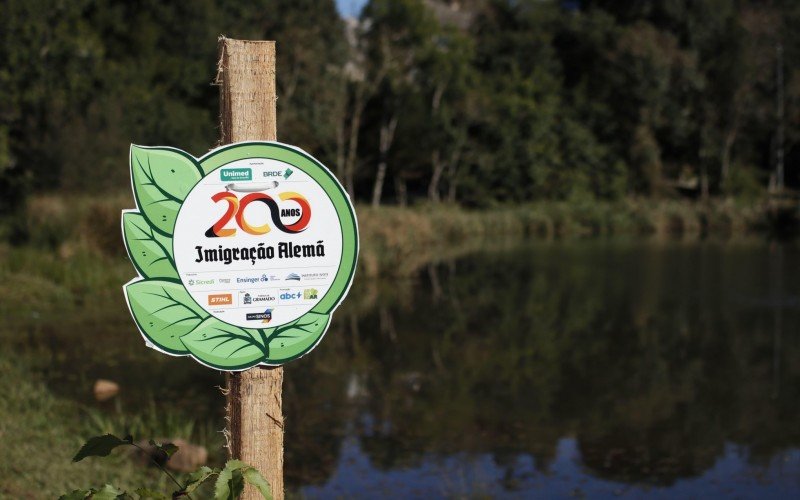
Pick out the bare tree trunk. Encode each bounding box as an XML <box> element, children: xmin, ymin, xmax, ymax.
<box><xmin>775</xmin><ymin>41</ymin><xmax>785</xmax><ymax>192</ymax></box>
<box><xmin>217</xmin><ymin>37</ymin><xmax>284</xmax><ymax>500</ymax></box>
<box><xmin>371</xmin><ymin>115</ymin><xmax>397</xmax><ymax>207</ymax></box>
<box><xmin>721</xmin><ymin>120</ymin><xmax>738</xmax><ymax>192</ymax></box>
<box><xmin>427</xmin><ymin>83</ymin><xmax>446</xmax><ymax>203</ymax></box>
<box><xmin>428</xmin><ymin>149</ymin><xmax>444</xmax><ymax>202</ymax></box>
<box><xmin>394</xmin><ymin>173</ymin><xmax>407</xmax><ymax>207</ymax></box>
<box><xmin>446</xmin><ymin>165</ymin><xmax>458</xmax><ymax>203</ymax></box>
<box><xmin>445</xmin><ymin>136</ymin><xmax>464</xmax><ymax>204</ymax></box>
<box><xmin>700</xmin><ymin>165</ymin><xmax>710</xmax><ymax>201</ymax></box>
<box><xmin>335</xmin><ymin>80</ymin><xmax>347</xmax><ymax>181</ymax></box>
<box><xmin>344</xmin><ymin>85</ymin><xmax>366</xmax><ymax>199</ymax></box>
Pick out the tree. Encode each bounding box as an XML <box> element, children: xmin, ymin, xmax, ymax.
<box><xmin>361</xmin><ymin>0</ymin><xmax>440</xmax><ymax>207</ymax></box>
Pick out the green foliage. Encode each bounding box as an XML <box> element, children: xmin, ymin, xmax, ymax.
<box><xmin>62</xmin><ymin>434</ymin><xmax>272</xmax><ymax>500</ymax></box>
<box><xmin>73</xmin><ymin>434</ymin><xmax>133</xmax><ymax>462</ymax></box>
<box><xmin>1</xmin><ymin>0</ymin><xmax>798</xmax><ymax>210</ymax></box>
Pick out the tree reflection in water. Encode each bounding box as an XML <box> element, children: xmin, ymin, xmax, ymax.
<box><xmin>284</xmin><ymin>241</ymin><xmax>800</xmax><ymax>495</ymax></box>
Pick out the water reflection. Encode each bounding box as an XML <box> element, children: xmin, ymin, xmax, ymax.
<box><xmin>285</xmin><ymin>241</ymin><xmax>800</xmax><ymax>496</ymax></box>
<box><xmin>5</xmin><ymin>240</ymin><xmax>800</xmax><ymax>497</ymax></box>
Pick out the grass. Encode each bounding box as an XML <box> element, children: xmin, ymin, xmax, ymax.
<box><xmin>0</xmin><ymin>349</ymin><xmax>225</xmax><ymax>498</ymax></box>
<box><xmin>356</xmin><ymin>197</ymin><xmax>782</xmax><ymax>275</ymax></box>
<box><xmin>1</xmin><ymin>193</ymin><xmax>790</xmax><ymax>280</ymax></box>
<box><xmin>0</xmin><ymin>354</ymin><xmax>167</xmax><ymax>498</ymax></box>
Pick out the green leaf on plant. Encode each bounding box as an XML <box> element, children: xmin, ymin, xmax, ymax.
<box><xmin>181</xmin><ymin>318</ymin><xmax>267</xmax><ymax>369</ymax></box>
<box><xmin>72</xmin><ymin>434</ymin><xmax>130</xmax><ymax>462</ymax></box>
<box><xmin>265</xmin><ymin>312</ymin><xmax>330</xmax><ymax>363</ymax></box>
<box><xmin>123</xmin><ymin>212</ymin><xmax>178</xmax><ymax>279</ymax></box>
<box><xmin>214</xmin><ymin>460</ymin><xmax>249</xmax><ymax>500</ymax></box>
<box><xmin>59</xmin><ymin>490</ymin><xmax>91</xmax><ymax>500</ymax></box>
<box><xmin>185</xmin><ymin>466</ymin><xmax>217</xmax><ymax>495</ymax></box>
<box><xmin>148</xmin><ymin>439</ymin><xmax>179</xmax><ymax>458</ymax></box>
<box><xmin>133</xmin><ymin>488</ymin><xmax>168</xmax><ymax>499</ymax></box>
<box><xmin>91</xmin><ymin>484</ymin><xmax>128</xmax><ymax>500</ymax></box>
<box><xmin>126</xmin><ymin>280</ymin><xmax>207</xmax><ymax>354</ymax></box>
<box><xmin>130</xmin><ymin>145</ymin><xmax>202</xmax><ymax>235</ymax></box>
<box><xmin>242</xmin><ymin>467</ymin><xmax>273</xmax><ymax>500</ymax></box>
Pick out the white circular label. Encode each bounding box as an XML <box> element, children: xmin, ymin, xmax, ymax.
<box><xmin>173</xmin><ymin>158</ymin><xmax>343</xmax><ymax>329</ymax></box>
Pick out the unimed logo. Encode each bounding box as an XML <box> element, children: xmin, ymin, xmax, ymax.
<box><xmin>220</xmin><ymin>168</ymin><xmax>252</xmax><ymax>181</ymax></box>
<box><xmin>208</xmin><ymin>293</ymin><xmax>233</xmax><ymax>306</ymax></box>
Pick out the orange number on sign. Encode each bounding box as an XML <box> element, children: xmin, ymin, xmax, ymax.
<box><xmin>205</xmin><ymin>192</ymin><xmax>239</xmax><ymax>237</ymax></box>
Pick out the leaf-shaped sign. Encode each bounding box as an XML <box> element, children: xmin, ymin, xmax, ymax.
<box><xmin>264</xmin><ymin>312</ymin><xmax>330</xmax><ymax>363</ymax></box>
<box><xmin>125</xmin><ymin>280</ymin><xmax>207</xmax><ymax>354</ymax></box>
<box><xmin>122</xmin><ymin>212</ymin><xmax>177</xmax><ymax>279</ymax></box>
<box><xmin>130</xmin><ymin>145</ymin><xmax>202</xmax><ymax>235</ymax></box>
<box><xmin>122</xmin><ymin>142</ymin><xmax>358</xmax><ymax>370</ymax></box>
<box><xmin>180</xmin><ymin>318</ymin><xmax>267</xmax><ymax>369</ymax></box>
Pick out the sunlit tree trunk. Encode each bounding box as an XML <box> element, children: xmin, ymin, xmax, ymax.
<box><xmin>344</xmin><ymin>85</ymin><xmax>367</xmax><ymax>200</ymax></box>
<box><xmin>371</xmin><ymin>115</ymin><xmax>397</xmax><ymax>207</ymax></box>
<box><xmin>428</xmin><ymin>149</ymin><xmax>444</xmax><ymax>202</ymax></box>
<box><xmin>394</xmin><ymin>173</ymin><xmax>408</xmax><ymax>206</ymax></box>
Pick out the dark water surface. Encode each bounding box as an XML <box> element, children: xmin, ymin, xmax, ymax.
<box><xmin>13</xmin><ymin>240</ymin><xmax>800</xmax><ymax>498</ymax></box>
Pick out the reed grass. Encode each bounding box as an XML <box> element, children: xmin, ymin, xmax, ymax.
<box><xmin>1</xmin><ymin>193</ymin><xmax>785</xmax><ymax>279</ymax></box>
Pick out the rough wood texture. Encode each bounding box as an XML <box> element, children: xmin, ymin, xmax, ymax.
<box><xmin>217</xmin><ymin>38</ymin><xmax>278</xmax><ymax>143</ymax></box>
<box><xmin>217</xmin><ymin>37</ymin><xmax>284</xmax><ymax>500</ymax></box>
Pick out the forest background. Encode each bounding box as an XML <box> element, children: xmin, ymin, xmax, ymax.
<box><xmin>2</xmin><ymin>0</ymin><xmax>798</xmax><ymax>215</ymax></box>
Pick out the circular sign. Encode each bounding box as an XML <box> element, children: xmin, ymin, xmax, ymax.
<box><xmin>174</xmin><ymin>156</ymin><xmax>344</xmax><ymax>328</ymax></box>
<box><xmin>122</xmin><ymin>142</ymin><xmax>358</xmax><ymax>370</ymax></box>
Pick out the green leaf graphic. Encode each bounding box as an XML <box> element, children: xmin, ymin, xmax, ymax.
<box><xmin>126</xmin><ymin>280</ymin><xmax>207</xmax><ymax>354</ymax></box>
<box><xmin>130</xmin><ymin>145</ymin><xmax>202</xmax><ymax>234</ymax></box>
<box><xmin>265</xmin><ymin>313</ymin><xmax>330</xmax><ymax>363</ymax></box>
<box><xmin>123</xmin><ymin>212</ymin><xmax>177</xmax><ymax>279</ymax></box>
<box><xmin>181</xmin><ymin>318</ymin><xmax>267</xmax><ymax>369</ymax></box>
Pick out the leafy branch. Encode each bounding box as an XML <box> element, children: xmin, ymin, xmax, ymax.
<box><xmin>63</xmin><ymin>434</ymin><xmax>271</xmax><ymax>500</ymax></box>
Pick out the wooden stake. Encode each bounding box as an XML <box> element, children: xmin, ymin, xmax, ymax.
<box><xmin>216</xmin><ymin>37</ymin><xmax>283</xmax><ymax>500</ymax></box>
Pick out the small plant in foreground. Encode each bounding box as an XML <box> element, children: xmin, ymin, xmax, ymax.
<box><xmin>60</xmin><ymin>434</ymin><xmax>271</xmax><ymax>500</ymax></box>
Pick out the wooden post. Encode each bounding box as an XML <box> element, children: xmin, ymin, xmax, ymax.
<box><xmin>216</xmin><ymin>37</ymin><xmax>284</xmax><ymax>500</ymax></box>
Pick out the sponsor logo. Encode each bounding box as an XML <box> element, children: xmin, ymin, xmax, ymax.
<box><xmin>236</xmin><ymin>275</ymin><xmax>270</xmax><ymax>284</ymax></box>
<box><xmin>285</xmin><ymin>273</ymin><xmax>301</xmax><ymax>281</ymax></box>
<box><xmin>240</xmin><ymin>291</ymin><xmax>277</xmax><ymax>304</ymax></box>
<box><xmin>261</xmin><ymin>169</ymin><xmax>293</xmax><ymax>179</ymax></box>
<box><xmin>188</xmin><ymin>278</ymin><xmax>215</xmax><ymax>286</ymax></box>
<box><xmin>217</xmin><ymin>278</ymin><xmax>231</xmax><ymax>284</ymax></box>
<box><xmin>303</xmin><ymin>288</ymin><xmax>318</xmax><ymax>300</ymax></box>
<box><xmin>246</xmin><ymin>309</ymin><xmax>273</xmax><ymax>323</ymax></box>
<box><xmin>300</xmin><ymin>271</ymin><xmax>329</xmax><ymax>281</ymax></box>
<box><xmin>220</xmin><ymin>168</ymin><xmax>252</xmax><ymax>181</ymax></box>
<box><xmin>280</xmin><ymin>291</ymin><xmax>302</xmax><ymax>301</ymax></box>
<box><xmin>208</xmin><ymin>293</ymin><xmax>233</xmax><ymax>306</ymax></box>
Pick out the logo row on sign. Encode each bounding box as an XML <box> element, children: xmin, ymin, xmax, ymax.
<box><xmin>206</xmin><ymin>288</ymin><xmax>319</xmax><ymax>308</ymax></box>
<box><xmin>186</xmin><ymin>270</ymin><xmax>328</xmax><ymax>287</ymax></box>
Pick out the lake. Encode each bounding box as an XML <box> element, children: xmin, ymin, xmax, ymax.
<box><xmin>6</xmin><ymin>239</ymin><xmax>800</xmax><ymax>498</ymax></box>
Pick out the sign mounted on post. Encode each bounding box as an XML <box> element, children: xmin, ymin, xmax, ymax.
<box><xmin>122</xmin><ymin>141</ymin><xmax>358</xmax><ymax>370</ymax></box>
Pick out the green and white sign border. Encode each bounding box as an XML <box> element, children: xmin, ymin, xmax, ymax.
<box><xmin>121</xmin><ymin>141</ymin><xmax>358</xmax><ymax>371</ymax></box>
